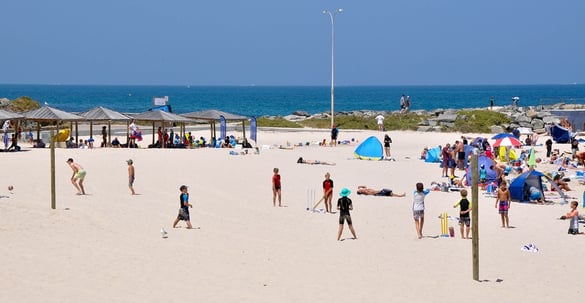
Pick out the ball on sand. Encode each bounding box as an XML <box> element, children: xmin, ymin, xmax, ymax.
<box><xmin>8</xmin><ymin>185</ymin><xmax>13</xmax><ymax>191</ymax></box>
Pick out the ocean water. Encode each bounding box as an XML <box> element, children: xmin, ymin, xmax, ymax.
<box><xmin>0</xmin><ymin>84</ymin><xmax>584</xmax><ymax>117</ymax></box>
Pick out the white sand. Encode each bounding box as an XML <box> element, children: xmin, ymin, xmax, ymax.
<box><xmin>1</xmin><ymin>128</ymin><xmax>584</xmax><ymax>303</ymax></box>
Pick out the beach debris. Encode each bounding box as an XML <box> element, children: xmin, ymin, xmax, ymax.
<box><xmin>521</xmin><ymin>243</ymin><xmax>539</xmax><ymax>252</ymax></box>
<box><xmin>160</xmin><ymin>227</ymin><xmax>168</xmax><ymax>238</ymax></box>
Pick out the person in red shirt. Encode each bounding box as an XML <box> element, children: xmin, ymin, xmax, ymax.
<box><xmin>323</xmin><ymin>172</ymin><xmax>334</xmax><ymax>213</ymax></box>
<box><xmin>272</xmin><ymin>168</ymin><xmax>281</xmax><ymax>207</ymax></box>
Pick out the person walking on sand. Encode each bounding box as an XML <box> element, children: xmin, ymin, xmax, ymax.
<box><xmin>66</xmin><ymin>158</ymin><xmax>86</xmax><ymax>195</ymax></box>
<box><xmin>127</xmin><ymin>159</ymin><xmax>136</xmax><ymax>195</ymax></box>
<box><xmin>272</xmin><ymin>168</ymin><xmax>282</xmax><ymax>207</ymax></box>
<box><xmin>453</xmin><ymin>189</ymin><xmax>471</xmax><ymax>239</ymax></box>
<box><xmin>560</xmin><ymin>201</ymin><xmax>583</xmax><ymax>235</ymax></box>
<box><xmin>495</xmin><ymin>181</ymin><xmax>511</xmax><ymax>228</ymax></box>
<box><xmin>173</xmin><ymin>185</ymin><xmax>193</xmax><ymax>229</ymax></box>
<box><xmin>412</xmin><ymin>182</ymin><xmax>430</xmax><ymax>239</ymax></box>
<box><xmin>337</xmin><ymin>188</ymin><xmax>357</xmax><ymax>241</ymax></box>
<box><xmin>375</xmin><ymin>114</ymin><xmax>385</xmax><ymax>132</ymax></box>
<box><xmin>323</xmin><ymin>172</ymin><xmax>334</xmax><ymax>213</ymax></box>
<box><xmin>101</xmin><ymin>126</ymin><xmax>107</xmax><ymax>147</ymax></box>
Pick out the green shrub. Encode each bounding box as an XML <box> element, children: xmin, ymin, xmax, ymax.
<box><xmin>256</xmin><ymin>117</ymin><xmax>302</xmax><ymax>128</ymax></box>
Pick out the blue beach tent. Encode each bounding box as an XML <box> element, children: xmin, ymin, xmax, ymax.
<box><xmin>509</xmin><ymin>170</ymin><xmax>545</xmax><ymax>202</ymax></box>
<box><xmin>425</xmin><ymin>146</ymin><xmax>441</xmax><ymax>163</ymax></box>
<box><xmin>465</xmin><ymin>155</ymin><xmax>497</xmax><ymax>185</ymax></box>
<box><xmin>551</xmin><ymin>123</ymin><xmax>571</xmax><ymax>143</ymax></box>
<box><xmin>354</xmin><ymin>136</ymin><xmax>384</xmax><ymax>160</ymax></box>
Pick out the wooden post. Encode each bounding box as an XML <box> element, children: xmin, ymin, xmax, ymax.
<box><xmin>50</xmin><ymin>127</ymin><xmax>56</xmax><ymax>209</ymax></box>
<box><xmin>471</xmin><ymin>154</ymin><xmax>479</xmax><ymax>280</ymax></box>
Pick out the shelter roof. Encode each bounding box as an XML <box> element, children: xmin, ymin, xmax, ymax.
<box><xmin>181</xmin><ymin>109</ymin><xmax>248</xmax><ymax>121</ymax></box>
<box><xmin>79</xmin><ymin>106</ymin><xmax>131</xmax><ymax>121</ymax></box>
<box><xmin>23</xmin><ymin>106</ymin><xmax>85</xmax><ymax>121</ymax></box>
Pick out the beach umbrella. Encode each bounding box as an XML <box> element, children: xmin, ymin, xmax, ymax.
<box><xmin>491</xmin><ymin>133</ymin><xmax>515</xmax><ymax>140</ymax></box>
<box><xmin>493</xmin><ymin>137</ymin><xmax>522</xmax><ymax>148</ymax></box>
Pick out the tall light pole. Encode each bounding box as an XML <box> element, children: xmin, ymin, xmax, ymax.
<box><xmin>323</xmin><ymin>8</ymin><xmax>343</xmax><ymax>129</ymax></box>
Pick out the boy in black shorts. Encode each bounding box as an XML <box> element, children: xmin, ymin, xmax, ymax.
<box><xmin>453</xmin><ymin>189</ymin><xmax>471</xmax><ymax>239</ymax></box>
<box><xmin>337</xmin><ymin>188</ymin><xmax>358</xmax><ymax>241</ymax></box>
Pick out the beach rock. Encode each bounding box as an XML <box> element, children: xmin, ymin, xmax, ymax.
<box><xmin>531</xmin><ymin>119</ymin><xmax>544</xmax><ymax>130</ymax></box>
<box><xmin>533</xmin><ymin>128</ymin><xmax>547</xmax><ymax>134</ymax></box>
<box><xmin>536</xmin><ymin>111</ymin><xmax>552</xmax><ymax>118</ymax></box>
<box><xmin>526</xmin><ymin>109</ymin><xmax>538</xmax><ymax>118</ymax></box>
<box><xmin>436</xmin><ymin>113</ymin><xmax>457</xmax><ymax>123</ymax></box>
<box><xmin>490</xmin><ymin>125</ymin><xmax>505</xmax><ymax>133</ymax></box>
<box><xmin>515</xmin><ymin>114</ymin><xmax>532</xmax><ymax>123</ymax></box>
<box><xmin>417</xmin><ymin>126</ymin><xmax>433</xmax><ymax>132</ymax></box>
<box><xmin>542</xmin><ymin>116</ymin><xmax>559</xmax><ymax>124</ymax></box>
<box><xmin>292</xmin><ymin>111</ymin><xmax>310</xmax><ymax>117</ymax></box>
<box><xmin>283</xmin><ymin>114</ymin><xmax>307</xmax><ymax>121</ymax></box>
<box><xmin>0</xmin><ymin>98</ymin><xmax>9</xmax><ymax>106</ymax></box>
<box><xmin>518</xmin><ymin>121</ymin><xmax>533</xmax><ymax>128</ymax></box>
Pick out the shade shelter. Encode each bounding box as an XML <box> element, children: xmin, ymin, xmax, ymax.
<box><xmin>130</xmin><ymin>110</ymin><xmax>193</xmax><ymax>148</ymax></box>
<box><xmin>22</xmin><ymin>105</ymin><xmax>86</xmax><ymax>209</ymax></box>
<box><xmin>79</xmin><ymin>106</ymin><xmax>131</xmax><ymax>147</ymax></box>
<box><xmin>0</xmin><ymin>109</ymin><xmax>25</xmax><ymax>151</ymax></box>
<box><xmin>0</xmin><ymin>109</ymin><xmax>25</xmax><ymax>120</ymax></box>
<box><xmin>181</xmin><ymin>110</ymin><xmax>249</xmax><ymax>144</ymax></box>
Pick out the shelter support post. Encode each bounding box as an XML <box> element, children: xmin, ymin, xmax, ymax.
<box><xmin>50</xmin><ymin>127</ymin><xmax>56</xmax><ymax>209</ymax></box>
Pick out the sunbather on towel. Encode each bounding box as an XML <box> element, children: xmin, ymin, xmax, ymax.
<box><xmin>297</xmin><ymin>157</ymin><xmax>336</xmax><ymax>166</ymax></box>
<box><xmin>356</xmin><ymin>186</ymin><xmax>405</xmax><ymax>197</ymax></box>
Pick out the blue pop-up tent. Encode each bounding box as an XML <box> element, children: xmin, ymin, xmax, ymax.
<box><xmin>425</xmin><ymin>146</ymin><xmax>441</xmax><ymax>163</ymax></box>
<box><xmin>509</xmin><ymin>170</ymin><xmax>545</xmax><ymax>202</ymax></box>
<box><xmin>465</xmin><ymin>155</ymin><xmax>497</xmax><ymax>185</ymax></box>
<box><xmin>354</xmin><ymin>136</ymin><xmax>383</xmax><ymax>160</ymax></box>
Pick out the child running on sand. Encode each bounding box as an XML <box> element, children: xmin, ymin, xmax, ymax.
<box><xmin>173</xmin><ymin>185</ymin><xmax>193</xmax><ymax>229</ymax></box>
<box><xmin>561</xmin><ymin>201</ymin><xmax>583</xmax><ymax>235</ymax></box>
<box><xmin>272</xmin><ymin>168</ymin><xmax>281</xmax><ymax>207</ymax></box>
<box><xmin>323</xmin><ymin>172</ymin><xmax>334</xmax><ymax>213</ymax></box>
<box><xmin>412</xmin><ymin>182</ymin><xmax>430</xmax><ymax>239</ymax></box>
<box><xmin>337</xmin><ymin>188</ymin><xmax>357</xmax><ymax>241</ymax></box>
<box><xmin>453</xmin><ymin>189</ymin><xmax>471</xmax><ymax>239</ymax></box>
<box><xmin>495</xmin><ymin>181</ymin><xmax>511</xmax><ymax>228</ymax></box>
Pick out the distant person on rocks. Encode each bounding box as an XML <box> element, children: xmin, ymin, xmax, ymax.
<box><xmin>375</xmin><ymin>114</ymin><xmax>385</xmax><ymax>131</ymax></box>
<box><xmin>399</xmin><ymin>94</ymin><xmax>406</xmax><ymax>112</ymax></box>
<box><xmin>489</xmin><ymin>96</ymin><xmax>494</xmax><ymax>110</ymax></box>
<box><xmin>330</xmin><ymin>124</ymin><xmax>338</xmax><ymax>146</ymax></box>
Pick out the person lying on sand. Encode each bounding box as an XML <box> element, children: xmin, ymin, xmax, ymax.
<box><xmin>356</xmin><ymin>185</ymin><xmax>405</xmax><ymax>197</ymax></box>
<box><xmin>297</xmin><ymin>157</ymin><xmax>335</xmax><ymax>165</ymax></box>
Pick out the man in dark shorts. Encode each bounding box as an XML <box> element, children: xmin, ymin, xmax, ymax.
<box><xmin>456</xmin><ymin>140</ymin><xmax>465</xmax><ymax>170</ymax></box>
<box><xmin>356</xmin><ymin>186</ymin><xmax>405</xmax><ymax>197</ymax></box>
<box><xmin>331</xmin><ymin>125</ymin><xmax>338</xmax><ymax>146</ymax></box>
<box><xmin>337</xmin><ymin>188</ymin><xmax>357</xmax><ymax>241</ymax></box>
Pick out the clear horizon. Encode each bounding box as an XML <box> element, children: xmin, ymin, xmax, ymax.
<box><xmin>1</xmin><ymin>1</ymin><xmax>583</xmax><ymax>86</ymax></box>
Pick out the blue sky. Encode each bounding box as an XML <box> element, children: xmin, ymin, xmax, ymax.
<box><xmin>1</xmin><ymin>1</ymin><xmax>583</xmax><ymax>86</ymax></box>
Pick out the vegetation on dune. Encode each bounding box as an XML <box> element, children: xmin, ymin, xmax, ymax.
<box><xmin>255</xmin><ymin>117</ymin><xmax>303</xmax><ymax>128</ymax></box>
<box><xmin>257</xmin><ymin>110</ymin><xmax>508</xmax><ymax>133</ymax></box>
<box><xmin>452</xmin><ymin>110</ymin><xmax>510</xmax><ymax>133</ymax></box>
<box><xmin>1</xmin><ymin>96</ymin><xmax>41</xmax><ymax>112</ymax></box>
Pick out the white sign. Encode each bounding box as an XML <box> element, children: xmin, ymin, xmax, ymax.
<box><xmin>153</xmin><ymin>96</ymin><xmax>169</xmax><ymax>106</ymax></box>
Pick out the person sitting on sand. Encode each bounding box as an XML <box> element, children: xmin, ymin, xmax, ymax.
<box><xmin>420</xmin><ymin>147</ymin><xmax>428</xmax><ymax>160</ymax></box>
<box><xmin>356</xmin><ymin>185</ymin><xmax>406</xmax><ymax>197</ymax></box>
<box><xmin>297</xmin><ymin>157</ymin><xmax>335</xmax><ymax>166</ymax></box>
<box><xmin>553</xmin><ymin>174</ymin><xmax>571</xmax><ymax>191</ymax></box>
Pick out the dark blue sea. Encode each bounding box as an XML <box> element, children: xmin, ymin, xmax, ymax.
<box><xmin>0</xmin><ymin>84</ymin><xmax>584</xmax><ymax>116</ymax></box>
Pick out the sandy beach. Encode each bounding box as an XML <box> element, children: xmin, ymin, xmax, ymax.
<box><xmin>1</xmin><ymin>127</ymin><xmax>584</xmax><ymax>303</ymax></box>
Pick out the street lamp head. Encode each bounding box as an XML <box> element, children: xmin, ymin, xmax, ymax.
<box><xmin>322</xmin><ymin>10</ymin><xmax>329</xmax><ymax>14</ymax></box>
<box><xmin>337</xmin><ymin>8</ymin><xmax>343</xmax><ymax>13</ymax></box>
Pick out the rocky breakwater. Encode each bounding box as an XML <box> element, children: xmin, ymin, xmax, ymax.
<box><xmin>279</xmin><ymin>103</ymin><xmax>585</xmax><ymax>133</ymax></box>
<box><xmin>421</xmin><ymin>103</ymin><xmax>585</xmax><ymax>133</ymax></box>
